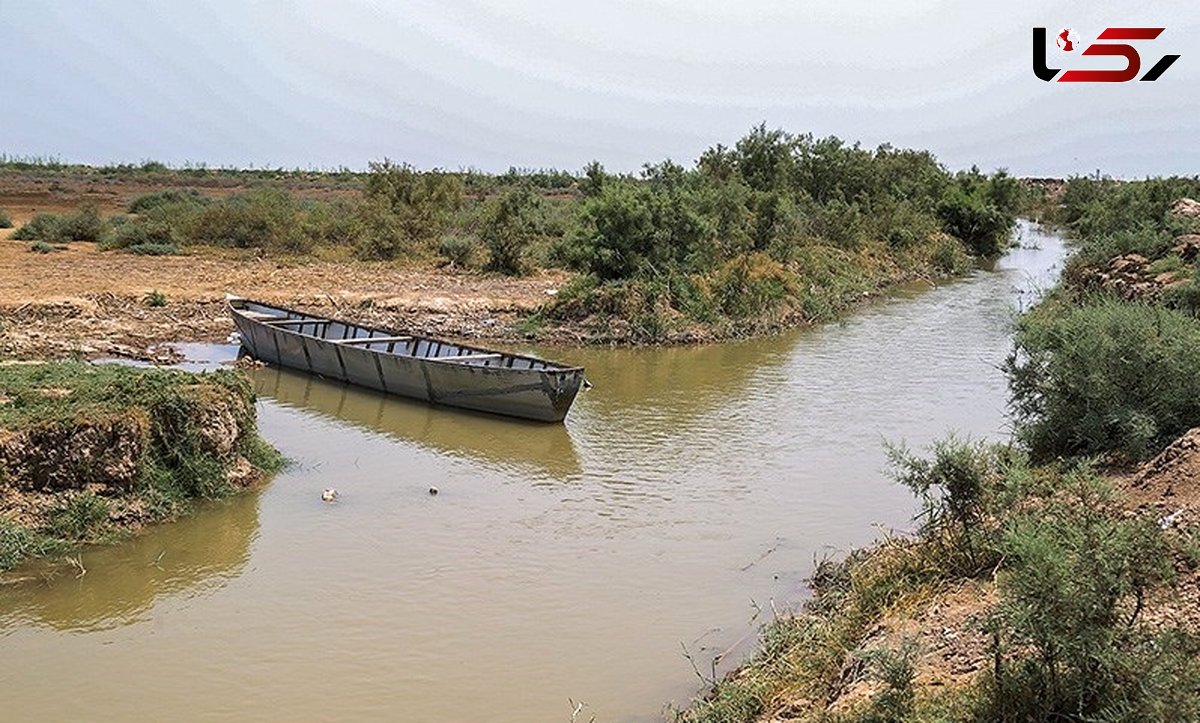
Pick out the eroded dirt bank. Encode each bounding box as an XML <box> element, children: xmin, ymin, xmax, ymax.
<box><xmin>0</xmin><ymin>362</ymin><xmax>281</xmax><ymax>574</ymax></box>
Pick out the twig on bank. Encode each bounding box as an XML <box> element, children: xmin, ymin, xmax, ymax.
<box><xmin>66</xmin><ymin>555</ymin><xmax>86</xmax><ymax>579</ymax></box>
<box><xmin>680</xmin><ymin>641</ymin><xmax>713</xmax><ymax>686</ymax></box>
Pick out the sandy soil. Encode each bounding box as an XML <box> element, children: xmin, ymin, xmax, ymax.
<box><xmin>0</xmin><ymin>239</ymin><xmax>572</xmax><ymax>360</ymax></box>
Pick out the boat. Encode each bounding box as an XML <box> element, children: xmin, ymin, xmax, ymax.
<box><xmin>227</xmin><ymin>296</ymin><xmax>585</xmax><ymax>423</ymax></box>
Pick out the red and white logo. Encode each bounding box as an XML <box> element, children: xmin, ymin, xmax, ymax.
<box><xmin>1033</xmin><ymin>27</ymin><xmax>1180</xmax><ymax>82</ymax></box>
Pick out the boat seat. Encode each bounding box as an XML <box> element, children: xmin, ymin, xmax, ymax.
<box><xmin>432</xmin><ymin>353</ymin><xmax>502</xmax><ymax>364</ymax></box>
<box><xmin>334</xmin><ymin>336</ymin><xmax>413</xmax><ymax>346</ymax></box>
<box><xmin>264</xmin><ymin>318</ymin><xmax>331</xmax><ymax>326</ymax></box>
<box><xmin>240</xmin><ymin>311</ymin><xmax>281</xmax><ymax>320</ymax></box>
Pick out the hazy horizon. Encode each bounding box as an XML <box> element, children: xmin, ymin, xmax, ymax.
<box><xmin>1</xmin><ymin>1</ymin><xmax>1197</xmax><ymax>178</ymax></box>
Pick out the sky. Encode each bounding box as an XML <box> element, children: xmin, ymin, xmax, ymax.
<box><xmin>1</xmin><ymin>0</ymin><xmax>1197</xmax><ymax>177</ymax></box>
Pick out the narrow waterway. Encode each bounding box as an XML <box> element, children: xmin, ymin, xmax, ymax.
<box><xmin>0</xmin><ymin>222</ymin><xmax>1065</xmax><ymax>722</ymax></box>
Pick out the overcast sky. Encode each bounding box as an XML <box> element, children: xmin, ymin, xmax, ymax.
<box><xmin>1</xmin><ymin>1</ymin><xmax>1197</xmax><ymax>177</ymax></box>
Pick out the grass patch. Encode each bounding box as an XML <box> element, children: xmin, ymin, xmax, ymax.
<box><xmin>129</xmin><ymin>242</ymin><xmax>181</xmax><ymax>256</ymax></box>
<box><xmin>0</xmin><ymin>208</ymin><xmax>11</xmax><ymax>228</ymax></box>
<box><xmin>29</xmin><ymin>241</ymin><xmax>63</xmax><ymax>254</ymax></box>
<box><xmin>0</xmin><ymin>362</ymin><xmax>282</xmax><ymax>572</ymax></box>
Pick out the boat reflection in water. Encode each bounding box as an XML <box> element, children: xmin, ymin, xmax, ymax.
<box><xmin>245</xmin><ymin>361</ymin><xmax>583</xmax><ymax>482</ymax></box>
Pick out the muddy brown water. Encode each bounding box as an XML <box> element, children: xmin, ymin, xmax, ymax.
<box><xmin>1</xmin><ymin>222</ymin><xmax>1065</xmax><ymax>722</ymax></box>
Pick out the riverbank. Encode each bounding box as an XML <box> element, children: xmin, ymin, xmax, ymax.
<box><xmin>681</xmin><ymin>437</ymin><xmax>1200</xmax><ymax>721</ymax></box>
<box><xmin>0</xmin><ymin>362</ymin><xmax>281</xmax><ymax>574</ymax></box>
<box><xmin>681</xmin><ymin>186</ymin><xmax>1200</xmax><ymax>722</ymax></box>
<box><xmin>1</xmin><ymin>131</ymin><xmax>1027</xmax><ymax>352</ymax></box>
<box><xmin>0</xmin><ymin>237</ymin><xmax>967</xmax><ymax>360</ymax></box>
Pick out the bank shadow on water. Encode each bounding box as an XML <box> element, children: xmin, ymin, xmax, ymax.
<box><xmin>0</xmin><ymin>493</ymin><xmax>260</xmax><ymax>633</ymax></box>
<box><xmin>245</xmin><ymin>362</ymin><xmax>585</xmax><ymax>481</ymax></box>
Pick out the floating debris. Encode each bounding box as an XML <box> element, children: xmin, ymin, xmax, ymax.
<box><xmin>321</xmin><ymin>488</ymin><xmax>338</xmax><ymax>503</ymax></box>
<box><xmin>428</xmin><ymin>486</ymin><xmax>439</xmax><ymax>496</ymax></box>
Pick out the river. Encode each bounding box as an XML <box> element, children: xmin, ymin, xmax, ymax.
<box><xmin>0</xmin><ymin>222</ymin><xmax>1065</xmax><ymax>722</ymax></box>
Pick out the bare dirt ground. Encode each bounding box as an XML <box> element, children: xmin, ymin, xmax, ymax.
<box><xmin>0</xmin><ymin>239</ymin><xmax>572</xmax><ymax>360</ymax></box>
<box><xmin>0</xmin><ymin>176</ymin><xmax>575</xmax><ymax>360</ymax></box>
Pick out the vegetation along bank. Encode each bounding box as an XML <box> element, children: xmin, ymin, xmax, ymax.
<box><xmin>680</xmin><ymin>178</ymin><xmax>1200</xmax><ymax>722</ymax></box>
<box><xmin>0</xmin><ymin>362</ymin><xmax>282</xmax><ymax>574</ymax></box>
<box><xmin>0</xmin><ymin>126</ymin><xmax>1023</xmax><ymax>356</ymax></box>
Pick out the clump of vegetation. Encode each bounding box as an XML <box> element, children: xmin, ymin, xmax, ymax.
<box><xmin>481</xmin><ymin>185</ymin><xmax>543</xmax><ymax>275</ymax></box>
<box><xmin>128</xmin><ymin>242</ymin><xmax>181</xmax><ymax>256</ymax></box>
<box><xmin>680</xmin><ymin>442</ymin><xmax>1199</xmax><ymax>723</ymax></box>
<box><xmin>12</xmin><ymin>213</ymin><xmax>65</xmax><ymax>241</ymax></box>
<box><xmin>100</xmin><ymin>218</ymin><xmax>185</xmax><ymax>250</ymax></box>
<box><xmin>437</xmin><ymin>234</ymin><xmax>477</xmax><ymax>268</ymax></box>
<box><xmin>127</xmin><ymin>188</ymin><xmax>211</xmax><ymax>214</ymax></box>
<box><xmin>1008</xmin><ymin>297</ymin><xmax>1200</xmax><ymax>462</ymax></box>
<box><xmin>144</xmin><ymin>289</ymin><xmax>168</xmax><ymax>307</ymax></box>
<box><xmin>936</xmin><ymin>168</ymin><xmax>1024</xmax><ymax>256</ymax></box>
<box><xmin>547</xmin><ymin>126</ymin><xmax>1020</xmax><ymax>341</ymax></box>
<box><xmin>0</xmin><ymin>363</ymin><xmax>282</xmax><ymax>572</ymax></box>
<box><xmin>11</xmin><ymin>205</ymin><xmax>105</xmax><ymax>242</ymax></box>
<box><xmin>29</xmin><ymin>241</ymin><xmax>58</xmax><ymax>254</ymax></box>
<box><xmin>0</xmin><ymin>208</ymin><xmax>12</xmax><ymax>228</ymax></box>
<box><xmin>357</xmin><ymin>159</ymin><xmax>463</xmax><ymax>260</ymax></box>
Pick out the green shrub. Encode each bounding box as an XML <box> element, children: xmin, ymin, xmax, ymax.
<box><xmin>128</xmin><ymin>189</ymin><xmax>210</xmax><ymax>214</ymax></box>
<box><xmin>46</xmin><ymin>491</ymin><xmax>111</xmax><ymax>541</ymax></box>
<box><xmin>0</xmin><ymin>208</ymin><xmax>11</xmax><ymax>228</ymax></box>
<box><xmin>30</xmin><ymin>241</ymin><xmax>56</xmax><ymax>254</ymax></box>
<box><xmin>482</xmin><ymin>185</ymin><xmax>543</xmax><ymax>275</ymax></box>
<box><xmin>129</xmin><ymin>242</ymin><xmax>181</xmax><ymax>256</ymax></box>
<box><xmin>438</xmin><ymin>234</ymin><xmax>477</xmax><ymax>267</ymax></box>
<box><xmin>887</xmin><ymin>436</ymin><xmax>1002</xmax><ymax>572</ymax></box>
<box><xmin>357</xmin><ymin>159</ymin><xmax>462</xmax><ymax>259</ymax></box>
<box><xmin>188</xmin><ymin>189</ymin><xmax>304</xmax><ymax>250</ymax></box>
<box><xmin>993</xmin><ymin>472</ymin><xmax>1178</xmax><ymax>719</ymax></box>
<box><xmin>937</xmin><ymin>186</ymin><xmax>1011</xmax><ymax>256</ymax></box>
<box><xmin>1008</xmin><ymin>298</ymin><xmax>1200</xmax><ymax>461</ymax></box>
<box><xmin>12</xmin><ymin>212</ymin><xmax>65</xmax><ymax>241</ymax></box>
<box><xmin>58</xmin><ymin>204</ymin><xmax>105</xmax><ymax>242</ymax></box>
<box><xmin>0</xmin><ymin>520</ymin><xmax>57</xmax><ymax>572</ymax></box>
<box><xmin>144</xmin><ymin>289</ymin><xmax>167</xmax><ymax>307</ymax></box>
<box><xmin>101</xmin><ymin>219</ymin><xmax>184</xmax><ymax>250</ymax></box>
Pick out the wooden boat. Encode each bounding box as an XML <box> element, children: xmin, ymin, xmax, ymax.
<box><xmin>227</xmin><ymin>296</ymin><xmax>585</xmax><ymax>423</ymax></box>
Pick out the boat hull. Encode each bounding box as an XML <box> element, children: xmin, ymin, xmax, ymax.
<box><xmin>230</xmin><ymin>300</ymin><xmax>583</xmax><ymax>423</ymax></box>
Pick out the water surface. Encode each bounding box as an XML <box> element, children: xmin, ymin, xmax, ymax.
<box><xmin>0</xmin><ymin>222</ymin><xmax>1065</xmax><ymax>722</ymax></box>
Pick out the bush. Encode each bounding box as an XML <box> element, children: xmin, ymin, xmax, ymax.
<box><xmin>438</xmin><ymin>234</ymin><xmax>477</xmax><ymax>267</ymax></box>
<box><xmin>1008</xmin><ymin>298</ymin><xmax>1200</xmax><ymax>461</ymax></box>
<box><xmin>358</xmin><ymin>159</ymin><xmax>462</xmax><ymax>259</ymax></box>
<box><xmin>994</xmin><ymin>472</ymin><xmax>1178</xmax><ymax>719</ymax></box>
<box><xmin>129</xmin><ymin>242</ymin><xmax>181</xmax><ymax>256</ymax></box>
<box><xmin>30</xmin><ymin>241</ymin><xmax>56</xmax><ymax>254</ymax></box>
<box><xmin>937</xmin><ymin>186</ymin><xmax>1011</xmax><ymax>256</ymax></box>
<box><xmin>482</xmin><ymin>186</ymin><xmax>542</xmax><ymax>274</ymax></box>
<box><xmin>12</xmin><ymin>206</ymin><xmax>105</xmax><ymax>242</ymax></box>
<box><xmin>0</xmin><ymin>208</ymin><xmax>11</xmax><ymax>228</ymax></box>
<box><xmin>46</xmin><ymin>491</ymin><xmax>111</xmax><ymax>541</ymax></box>
<box><xmin>58</xmin><ymin>204</ymin><xmax>105</xmax><ymax>242</ymax></box>
<box><xmin>101</xmin><ymin>219</ymin><xmax>184</xmax><ymax>250</ymax></box>
<box><xmin>888</xmin><ymin>436</ymin><xmax>1002</xmax><ymax>572</ymax></box>
<box><xmin>144</xmin><ymin>289</ymin><xmax>167</xmax><ymax>307</ymax></box>
<box><xmin>12</xmin><ymin>212</ymin><xmax>65</xmax><ymax>241</ymax></box>
<box><xmin>128</xmin><ymin>189</ymin><xmax>210</xmax><ymax>214</ymax></box>
<box><xmin>188</xmin><ymin>189</ymin><xmax>304</xmax><ymax>250</ymax></box>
